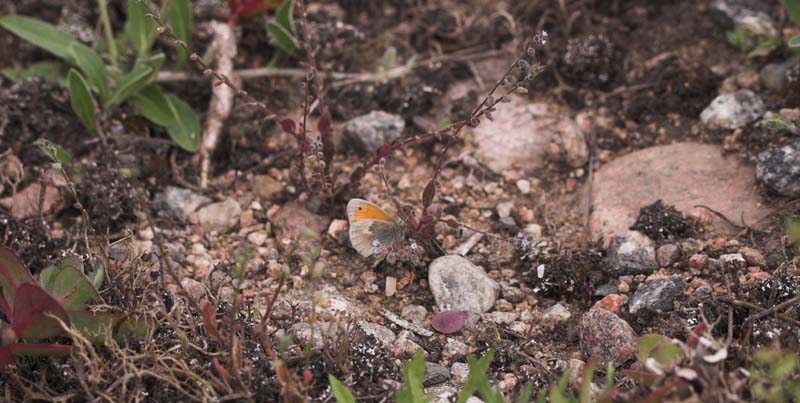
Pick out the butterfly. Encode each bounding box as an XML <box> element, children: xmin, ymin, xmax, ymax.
<box><xmin>347</xmin><ymin>198</ymin><xmax>406</xmax><ymax>258</ymax></box>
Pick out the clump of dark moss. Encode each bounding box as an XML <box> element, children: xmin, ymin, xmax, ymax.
<box><xmin>524</xmin><ymin>249</ymin><xmax>604</xmax><ymax>307</ymax></box>
<box><xmin>559</xmin><ymin>34</ymin><xmax>619</xmax><ymax>90</ymax></box>
<box><xmin>630</xmin><ymin>200</ymin><xmax>690</xmax><ymax>240</ymax></box>
<box><xmin>77</xmin><ymin>153</ymin><xmax>137</xmax><ymax>233</ymax></box>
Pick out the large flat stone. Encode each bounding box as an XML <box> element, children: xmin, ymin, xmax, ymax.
<box><xmin>590</xmin><ymin>143</ymin><xmax>771</xmax><ymax>240</ymax></box>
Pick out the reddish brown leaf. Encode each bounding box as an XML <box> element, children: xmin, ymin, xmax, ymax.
<box><xmin>375</xmin><ymin>141</ymin><xmax>395</xmax><ymax>159</ymax></box>
<box><xmin>212</xmin><ymin>357</ymin><xmax>231</xmax><ymax>379</ymax></box>
<box><xmin>12</xmin><ymin>284</ymin><xmax>70</xmax><ymax>340</ymax></box>
<box><xmin>318</xmin><ymin>110</ymin><xmax>335</xmax><ymax>164</ymax></box>
<box><xmin>229</xmin><ymin>0</ymin><xmax>279</xmax><ymax>20</ymax></box>
<box><xmin>422</xmin><ymin>179</ymin><xmax>436</xmax><ymax>209</ymax></box>
<box><xmin>686</xmin><ymin>322</ymin><xmax>706</xmax><ymax>349</ymax></box>
<box><xmin>431</xmin><ymin>310</ymin><xmax>468</xmax><ymax>334</ymax></box>
<box><xmin>278</xmin><ymin>117</ymin><xmax>296</xmax><ymax>135</ymax></box>
<box><xmin>200</xmin><ymin>300</ymin><xmax>223</xmax><ymax>343</ymax></box>
<box><xmin>0</xmin><ymin>246</ymin><xmax>35</xmax><ymax>317</ymax></box>
<box><xmin>0</xmin><ymin>342</ymin><xmax>72</xmax><ymax>370</ymax></box>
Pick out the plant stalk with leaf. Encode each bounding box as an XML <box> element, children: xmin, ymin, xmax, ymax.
<box><xmin>0</xmin><ymin>0</ymin><xmax>200</xmax><ymax>152</ymax></box>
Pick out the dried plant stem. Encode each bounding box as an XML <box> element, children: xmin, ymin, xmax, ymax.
<box><xmin>199</xmin><ymin>21</ymin><xmax>238</xmax><ymax>189</ymax></box>
<box><xmin>141</xmin><ymin>1</ymin><xmax>278</xmax><ymax>120</ymax></box>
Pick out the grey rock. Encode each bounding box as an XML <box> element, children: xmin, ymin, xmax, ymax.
<box><xmin>162</xmin><ymin>186</ymin><xmax>211</xmax><ymax>221</ymax></box>
<box><xmin>604</xmin><ymin>231</ymin><xmax>658</xmax><ymax>275</ymax></box>
<box><xmin>197</xmin><ymin>198</ymin><xmax>241</xmax><ymax>233</ymax></box>
<box><xmin>542</xmin><ymin>303</ymin><xmax>571</xmax><ymax>323</ymax></box>
<box><xmin>357</xmin><ymin>321</ymin><xmax>396</xmax><ymax>348</ymax></box>
<box><xmin>657</xmin><ymin>243</ymin><xmax>681</xmax><ymax>268</ymax></box>
<box><xmin>757</xmin><ymin>140</ymin><xmax>800</xmax><ymax>197</ymax></box>
<box><xmin>711</xmin><ymin>1</ymin><xmax>778</xmax><ymax>36</ymax></box>
<box><xmin>342</xmin><ymin>111</ymin><xmax>405</xmax><ymax>154</ymax></box>
<box><xmin>578</xmin><ymin>308</ymin><xmax>637</xmax><ymax>365</ymax></box>
<box><xmin>401</xmin><ymin>304</ymin><xmax>428</xmax><ymax>322</ymax></box>
<box><xmin>760</xmin><ymin>56</ymin><xmax>800</xmax><ymax>92</ymax></box>
<box><xmin>489</xmin><ymin>311</ymin><xmax>519</xmax><ymax>325</ymax></box>
<box><xmin>445</xmin><ymin>338</ymin><xmax>469</xmax><ymax>359</ymax></box>
<box><xmin>501</xmin><ymin>284</ymin><xmax>525</xmax><ymax>303</ymax></box>
<box><xmin>429</xmin><ymin>255</ymin><xmax>500</xmax><ymax>315</ymax></box>
<box><xmin>629</xmin><ymin>276</ymin><xmax>687</xmax><ymax>315</ymax></box>
<box><xmin>700</xmin><ymin>90</ymin><xmax>765</xmax><ymax>129</ymax></box>
<box><xmin>426</xmin><ymin>386</ymin><xmax>458</xmax><ymax>403</ymax></box>
<box><xmin>594</xmin><ymin>283</ymin><xmax>618</xmax><ymax>297</ymax></box>
<box><xmin>451</xmin><ymin>362</ymin><xmax>470</xmax><ymax>384</ymax></box>
<box><xmin>423</xmin><ymin>362</ymin><xmax>451</xmax><ymax>387</ymax></box>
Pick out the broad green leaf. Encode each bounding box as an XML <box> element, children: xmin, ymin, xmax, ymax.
<box><xmin>52</xmin><ymin>143</ymin><xmax>74</xmax><ymax>165</ymax></box>
<box><xmin>67</xmin><ymin>69</ymin><xmax>97</xmax><ymax>133</ymax></box>
<box><xmin>790</xmin><ymin>34</ymin><xmax>800</xmax><ymax>48</ymax></box>
<box><xmin>0</xmin><ymin>246</ymin><xmax>36</xmax><ymax>317</ymax></box>
<box><xmin>166</xmin><ymin>0</ymin><xmax>192</xmax><ymax>67</ymax></box>
<box><xmin>125</xmin><ymin>0</ymin><xmax>156</xmax><ymax>57</ymax></box>
<box><xmin>0</xmin><ymin>15</ymin><xmax>77</xmax><ymax>61</ymax></box>
<box><xmin>396</xmin><ymin>349</ymin><xmax>429</xmax><ymax>403</ymax></box>
<box><xmin>106</xmin><ymin>65</ymin><xmax>153</xmax><ymax>107</ymax></box>
<box><xmin>44</xmin><ymin>267</ymin><xmax>99</xmax><ymax>310</ymax></box>
<box><xmin>329</xmin><ymin>375</ymin><xmax>356</xmax><ymax>403</ymax></box>
<box><xmin>786</xmin><ymin>0</ymin><xmax>800</xmax><ymax>24</ymax></box>
<box><xmin>68</xmin><ymin>310</ymin><xmax>147</xmax><ymax>345</ymax></box>
<box><xmin>132</xmin><ymin>85</ymin><xmax>177</xmax><ymax>126</ymax></box>
<box><xmin>275</xmin><ymin>0</ymin><xmax>295</xmax><ymax>33</ymax></box>
<box><xmin>266</xmin><ymin>20</ymin><xmax>303</xmax><ymax>59</ymax></box>
<box><xmin>0</xmin><ymin>342</ymin><xmax>72</xmax><ymax>369</ymax></box>
<box><xmin>68</xmin><ymin>42</ymin><xmax>109</xmax><ymax>102</ymax></box>
<box><xmin>163</xmin><ymin>93</ymin><xmax>201</xmax><ymax>153</ymax></box>
<box><xmin>1</xmin><ymin>61</ymin><xmax>65</xmax><ymax>83</ymax></box>
<box><xmin>12</xmin><ymin>284</ymin><xmax>70</xmax><ymax>340</ymax></box>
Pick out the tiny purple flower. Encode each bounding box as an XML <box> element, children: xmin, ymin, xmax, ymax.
<box><xmin>371</xmin><ymin>239</ymin><xmax>382</xmax><ymax>248</ymax></box>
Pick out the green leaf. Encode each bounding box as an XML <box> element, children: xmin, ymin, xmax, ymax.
<box><xmin>578</xmin><ymin>362</ymin><xmax>597</xmax><ymax>403</ymax></box>
<box><xmin>133</xmin><ymin>86</ymin><xmax>201</xmax><ymax>152</ymax></box>
<box><xmin>125</xmin><ymin>0</ymin><xmax>157</xmax><ymax>58</ymax></box>
<box><xmin>266</xmin><ymin>20</ymin><xmax>303</xmax><ymax>59</ymax></box>
<box><xmin>396</xmin><ymin>349</ymin><xmax>429</xmax><ymax>403</ymax></box>
<box><xmin>786</xmin><ymin>217</ymin><xmax>800</xmax><ymax>255</ymax></box>
<box><xmin>0</xmin><ymin>15</ymin><xmax>78</xmax><ymax>61</ymax></box>
<box><xmin>166</xmin><ymin>0</ymin><xmax>192</xmax><ymax>67</ymax></box>
<box><xmin>275</xmin><ymin>0</ymin><xmax>295</xmax><ymax>33</ymax></box>
<box><xmin>786</xmin><ymin>0</ymin><xmax>800</xmax><ymax>25</ymax></box>
<box><xmin>516</xmin><ymin>383</ymin><xmax>533</xmax><ymax>403</ymax></box>
<box><xmin>43</xmin><ymin>267</ymin><xmax>99</xmax><ymax>310</ymax></box>
<box><xmin>132</xmin><ymin>85</ymin><xmax>177</xmax><ymax>126</ymax></box>
<box><xmin>329</xmin><ymin>375</ymin><xmax>356</xmax><ymax>403</ymax></box>
<box><xmin>163</xmin><ymin>93</ymin><xmax>201</xmax><ymax>153</ymax></box>
<box><xmin>1</xmin><ymin>61</ymin><xmax>65</xmax><ymax>83</ymax></box>
<box><xmin>90</xmin><ymin>264</ymin><xmax>105</xmax><ymax>290</ymax></box>
<box><xmin>790</xmin><ymin>34</ymin><xmax>800</xmax><ymax>48</ymax></box>
<box><xmin>68</xmin><ymin>310</ymin><xmax>147</xmax><ymax>345</ymax></box>
<box><xmin>457</xmin><ymin>350</ymin><xmax>496</xmax><ymax>403</ymax></box>
<box><xmin>106</xmin><ymin>65</ymin><xmax>153</xmax><ymax>107</ymax></box>
<box><xmin>67</xmin><ymin>42</ymin><xmax>109</xmax><ymax>102</ymax></box>
<box><xmin>0</xmin><ymin>245</ymin><xmax>36</xmax><ymax>318</ymax></box>
<box><xmin>67</xmin><ymin>69</ymin><xmax>97</xmax><ymax>133</ymax></box>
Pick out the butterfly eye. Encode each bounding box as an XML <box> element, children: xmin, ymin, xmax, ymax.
<box><xmin>358</xmin><ymin>207</ymin><xmax>363</xmax><ymax>211</ymax></box>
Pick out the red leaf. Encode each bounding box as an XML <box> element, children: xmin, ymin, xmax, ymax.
<box><xmin>422</xmin><ymin>179</ymin><xmax>436</xmax><ymax>209</ymax></box>
<box><xmin>431</xmin><ymin>310</ymin><xmax>468</xmax><ymax>334</ymax></box>
<box><xmin>318</xmin><ymin>110</ymin><xmax>335</xmax><ymax>164</ymax></box>
<box><xmin>229</xmin><ymin>0</ymin><xmax>275</xmax><ymax>20</ymax></box>
<box><xmin>213</xmin><ymin>357</ymin><xmax>231</xmax><ymax>379</ymax></box>
<box><xmin>375</xmin><ymin>141</ymin><xmax>395</xmax><ymax>159</ymax></box>
<box><xmin>686</xmin><ymin>322</ymin><xmax>706</xmax><ymax>349</ymax></box>
<box><xmin>201</xmin><ymin>300</ymin><xmax>223</xmax><ymax>343</ymax></box>
<box><xmin>12</xmin><ymin>284</ymin><xmax>70</xmax><ymax>340</ymax></box>
<box><xmin>0</xmin><ymin>245</ymin><xmax>36</xmax><ymax>317</ymax></box>
<box><xmin>278</xmin><ymin>117</ymin><xmax>296</xmax><ymax>135</ymax></box>
<box><xmin>0</xmin><ymin>342</ymin><xmax>72</xmax><ymax>370</ymax></box>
